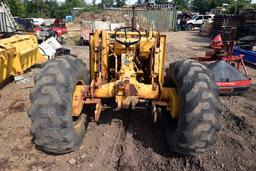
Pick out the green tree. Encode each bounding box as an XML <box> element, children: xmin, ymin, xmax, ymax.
<box><xmin>227</xmin><ymin>0</ymin><xmax>251</xmax><ymax>14</ymax></box>
<box><xmin>64</xmin><ymin>0</ymin><xmax>85</xmax><ymax>7</ymax></box>
<box><xmin>2</xmin><ymin>0</ymin><xmax>26</xmax><ymax>17</ymax></box>
<box><xmin>173</xmin><ymin>0</ymin><xmax>189</xmax><ymax>10</ymax></box>
<box><xmin>155</xmin><ymin>0</ymin><xmax>168</xmax><ymax>3</ymax></box>
<box><xmin>191</xmin><ymin>0</ymin><xmax>252</xmax><ymax>14</ymax></box>
<box><xmin>64</xmin><ymin>0</ymin><xmax>85</xmax><ymax>14</ymax></box>
<box><xmin>23</xmin><ymin>0</ymin><xmax>55</xmax><ymax>18</ymax></box>
<box><xmin>2</xmin><ymin>0</ymin><xmax>86</xmax><ymax>18</ymax></box>
<box><xmin>191</xmin><ymin>0</ymin><xmax>225</xmax><ymax>14</ymax></box>
<box><xmin>46</xmin><ymin>0</ymin><xmax>64</xmax><ymax>18</ymax></box>
<box><xmin>102</xmin><ymin>0</ymin><xmax>115</xmax><ymax>7</ymax></box>
<box><xmin>115</xmin><ymin>0</ymin><xmax>126</xmax><ymax>7</ymax></box>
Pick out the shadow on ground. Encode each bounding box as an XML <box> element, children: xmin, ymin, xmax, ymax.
<box><xmin>95</xmin><ymin>107</ymin><xmax>183</xmax><ymax>159</ymax></box>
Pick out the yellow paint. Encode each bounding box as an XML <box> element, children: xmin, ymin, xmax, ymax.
<box><xmin>159</xmin><ymin>36</ymin><xmax>167</xmax><ymax>85</ymax></box>
<box><xmin>162</xmin><ymin>87</ymin><xmax>179</xmax><ymax>118</ymax></box>
<box><xmin>93</xmin><ymin>82</ymin><xmax>115</xmax><ymax>98</ymax></box>
<box><xmin>89</xmin><ymin>30</ymin><xmax>174</xmax><ymax>112</ymax></box>
<box><xmin>72</xmin><ymin>85</ymin><xmax>85</xmax><ymax>116</ymax></box>
<box><xmin>0</xmin><ymin>35</ymin><xmax>46</xmax><ymax>83</ymax></box>
<box><xmin>139</xmin><ymin>38</ymin><xmax>155</xmax><ymax>53</ymax></box>
<box><xmin>101</xmin><ymin>31</ymin><xmax>108</xmax><ymax>82</ymax></box>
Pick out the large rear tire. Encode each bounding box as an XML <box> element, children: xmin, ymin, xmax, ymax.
<box><xmin>28</xmin><ymin>55</ymin><xmax>89</xmax><ymax>154</ymax></box>
<box><xmin>164</xmin><ymin>59</ymin><xmax>221</xmax><ymax>156</ymax></box>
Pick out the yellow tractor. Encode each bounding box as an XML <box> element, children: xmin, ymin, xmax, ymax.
<box><xmin>28</xmin><ymin>27</ymin><xmax>221</xmax><ymax>155</ymax></box>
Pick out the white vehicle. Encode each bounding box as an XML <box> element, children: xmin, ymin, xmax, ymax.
<box><xmin>32</xmin><ymin>18</ymin><xmax>45</xmax><ymax>26</ymax></box>
<box><xmin>187</xmin><ymin>14</ymin><xmax>214</xmax><ymax>31</ymax></box>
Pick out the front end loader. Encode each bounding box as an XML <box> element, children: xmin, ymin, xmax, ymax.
<box><xmin>0</xmin><ymin>2</ymin><xmax>46</xmax><ymax>85</ymax></box>
<box><xmin>28</xmin><ymin>27</ymin><xmax>221</xmax><ymax>156</ymax></box>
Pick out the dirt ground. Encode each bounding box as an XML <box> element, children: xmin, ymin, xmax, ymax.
<box><xmin>0</xmin><ymin>31</ymin><xmax>256</xmax><ymax>171</ymax></box>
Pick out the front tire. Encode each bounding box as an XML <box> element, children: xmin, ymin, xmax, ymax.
<box><xmin>164</xmin><ymin>59</ymin><xmax>221</xmax><ymax>155</ymax></box>
<box><xmin>187</xmin><ymin>24</ymin><xmax>193</xmax><ymax>31</ymax></box>
<box><xmin>28</xmin><ymin>55</ymin><xmax>89</xmax><ymax>154</ymax></box>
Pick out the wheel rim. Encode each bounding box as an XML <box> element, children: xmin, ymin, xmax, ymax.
<box><xmin>188</xmin><ymin>25</ymin><xmax>192</xmax><ymax>31</ymax></box>
<box><xmin>162</xmin><ymin>87</ymin><xmax>179</xmax><ymax>119</ymax></box>
<box><xmin>72</xmin><ymin>81</ymin><xmax>86</xmax><ymax>131</ymax></box>
<box><xmin>72</xmin><ymin>84</ymin><xmax>85</xmax><ymax>116</ymax></box>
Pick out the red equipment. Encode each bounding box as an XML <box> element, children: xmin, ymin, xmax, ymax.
<box><xmin>210</xmin><ymin>34</ymin><xmax>223</xmax><ymax>49</ymax></box>
<box><xmin>51</xmin><ymin>19</ymin><xmax>67</xmax><ymax>37</ymax></box>
<box><xmin>32</xmin><ymin>19</ymin><xmax>67</xmax><ymax>44</ymax></box>
<box><xmin>194</xmin><ymin>27</ymin><xmax>251</xmax><ymax>95</ymax></box>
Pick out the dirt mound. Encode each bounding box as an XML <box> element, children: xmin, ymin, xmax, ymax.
<box><xmin>75</xmin><ymin>12</ymin><xmax>151</xmax><ymax>31</ymax></box>
<box><xmin>75</xmin><ymin>12</ymin><xmax>129</xmax><ymax>23</ymax></box>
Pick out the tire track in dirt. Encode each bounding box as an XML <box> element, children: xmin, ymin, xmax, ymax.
<box><xmin>74</xmin><ymin>110</ymin><xmax>132</xmax><ymax>171</ymax></box>
<box><xmin>200</xmin><ymin>89</ymin><xmax>256</xmax><ymax>171</ymax></box>
<box><xmin>220</xmin><ymin>88</ymin><xmax>256</xmax><ymax>144</ymax></box>
<box><xmin>116</xmin><ymin>109</ymin><xmax>207</xmax><ymax>171</ymax></box>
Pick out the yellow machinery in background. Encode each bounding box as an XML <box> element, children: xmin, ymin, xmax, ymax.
<box><xmin>28</xmin><ymin>26</ymin><xmax>221</xmax><ymax>156</ymax></box>
<box><xmin>0</xmin><ymin>35</ymin><xmax>46</xmax><ymax>84</ymax></box>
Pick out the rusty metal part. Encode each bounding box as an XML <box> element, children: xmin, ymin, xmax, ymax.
<box><xmin>132</xmin><ymin>6</ymin><xmax>136</xmax><ymax>29</ymax></box>
<box><xmin>114</xmin><ymin>96</ymin><xmax>122</xmax><ymax>111</ymax></box>
<box><xmin>90</xmin><ymin>79</ymin><xmax>95</xmax><ymax>99</ymax></box>
<box><xmin>95</xmin><ymin>103</ymin><xmax>102</xmax><ymax>122</ymax></box>
<box><xmin>151</xmin><ymin>105</ymin><xmax>157</xmax><ymax>123</ymax></box>
<box><xmin>88</xmin><ymin>29</ymin><xmax>174</xmax><ymax>115</ymax></box>
<box><xmin>151</xmin><ymin>101</ymin><xmax>166</xmax><ymax>123</ymax></box>
<box><xmin>84</xmin><ymin>98</ymin><xmax>102</xmax><ymax>122</ymax></box>
<box><xmin>122</xmin><ymin>96</ymin><xmax>139</xmax><ymax>109</ymax></box>
<box><xmin>92</xmin><ymin>79</ymin><xmax>158</xmax><ymax>99</ymax></box>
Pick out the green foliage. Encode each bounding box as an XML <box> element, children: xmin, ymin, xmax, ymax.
<box><xmin>64</xmin><ymin>0</ymin><xmax>85</xmax><ymax>11</ymax></box>
<box><xmin>155</xmin><ymin>0</ymin><xmax>168</xmax><ymax>3</ymax></box>
<box><xmin>191</xmin><ymin>0</ymin><xmax>252</xmax><ymax>14</ymax></box>
<box><xmin>103</xmin><ymin>0</ymin><xmax>115</xmax><ymax>7</ymax></box>
<box><xmin>4</xmin><ymin>0</ymin><xmax>252</xmax><ymax>19</ymax></box>
<box><xmin>191</xmin><ymin>0</ymin><xmax>225</xmax><ymax>14</ymax></box>
<box><xmin>173</xmin><ymin>0</ymin><xmax>189</xmax><ymax>10</ymax></box>
<box><xmin>2</xmin><ymin>0</ymin><xmax>103</xmax><ymax>19</ymax></box>
<box><xmin>2</xmin><ymin>0</ymin><xmax>26</xmax><ymax>17</ymax></box>
<box><xmin>115</xmin><ymin>0</ymin><xmax>127</xmax><ymax>7</ymax></box>
<box><xmin>227</xmin><ymin>0</ymin><xmax>251</xmax><ymax>14</ymax></box>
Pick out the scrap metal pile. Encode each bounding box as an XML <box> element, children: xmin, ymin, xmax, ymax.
<box><xmin>200</xmin><ymin>8</ymin><xmax>256</xmax><ymax>49</ymax></box>
<box><xmin>211</xmin><ymin>14</ymin><xmax>241</xmax><ymax>39</ymax></box>
<box><xmin>236</xmin><ymin>9</ymin><xmax>256</xmax><ymax>51</ymax></box>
